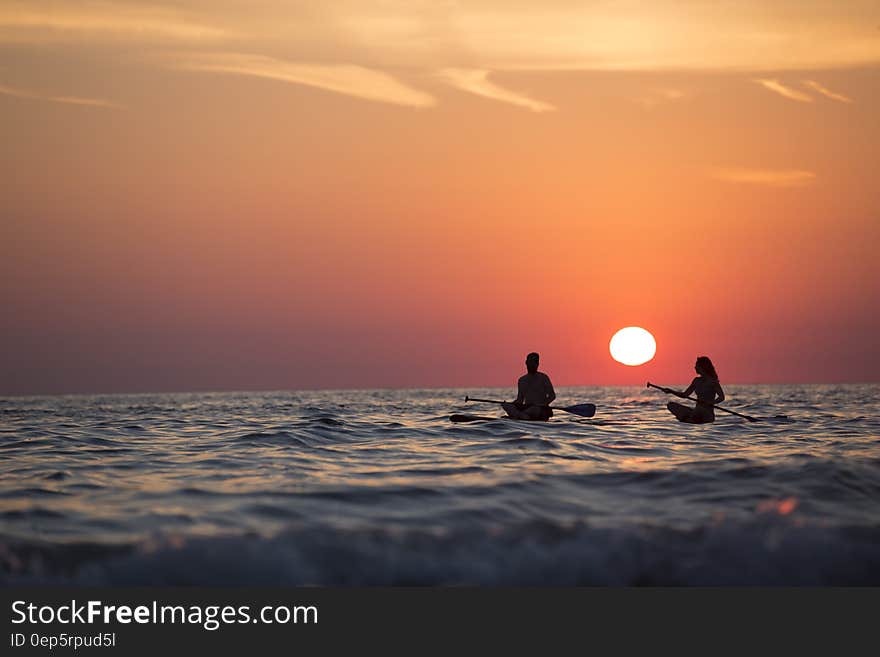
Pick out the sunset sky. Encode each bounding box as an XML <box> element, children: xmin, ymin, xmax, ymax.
<box><xmin>2</xmin><ymin>1</ymin><xmax>879</xmax><ymax>394</ymax></box>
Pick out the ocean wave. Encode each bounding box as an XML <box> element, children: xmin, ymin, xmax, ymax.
<box><xmin>3</xmin><ymin>517</ymin><xmax>879</xmax><ymax>586</ymax></box>
<box><xmin>233</xmin><ymin>431</ymin><xmax>312</xmax><ymax>448</ymax></box>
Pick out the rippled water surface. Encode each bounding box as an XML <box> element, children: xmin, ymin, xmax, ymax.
<box><xmin>2</xmin><ymin>385</ymin><xmax>879</xmax><ymax>585</ymax></box>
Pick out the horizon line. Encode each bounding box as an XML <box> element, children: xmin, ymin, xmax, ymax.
<box><xmin>2</xmin><ymin>380</ymin><xmax>878</xmax><ymax>399</ymax></box>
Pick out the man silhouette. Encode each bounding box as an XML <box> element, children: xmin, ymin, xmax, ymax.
<box><xmin>502</xmin><ymin>352</ymin><xmax>556</xmax><ymax>421</ymax></box>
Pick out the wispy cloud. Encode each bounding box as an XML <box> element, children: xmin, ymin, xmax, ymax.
<box><xmin>3</xmin><ymin>2</ymin><xmax>880</xmax><ymax>72</ymax></box>
<box><xmin>338</xmin><ymin>3</ymin><xmax>880</xmax><ymax>72</ymax></box>
<box><xmin>170</xmin><ymin>53</ymin><xmax>435</xmax><ymax>108</ymax></box>
<box><xmin>0</xmin><ymin>83</ymin><xmax>122</xmax><ymax>109</ymax></box>
<box><xmin>710</xmin><ymin>167</ymin><xmax>816</xmax><ymax>187</ymax></box>
<box><xmin>753</xmin><ymin>79</ymin><xmax>813</xmax><ymax>103</ymax></box>
<box><xmin>0</xmin><ymin>2</ymin><xmax>229</xmax><ymax>44</ymax></box>
<box><xmin>803</xmin><ymin>80</ymin><xmax>854</xmax><ymax>103</ymax></box>
<box><xmin>634</xmin><ymin>88</ymin><xmax>686</xmax><ymax>108</ymax></box>
<box><xmin>438</xmin><ymin>69</ymin><xmax>554</xmax><ymax>112</ymax></box>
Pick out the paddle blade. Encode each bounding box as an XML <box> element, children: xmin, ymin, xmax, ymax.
<box><xmin>559</xmin><ymin>403</ymin><xmax>596</xmax><ymax>418</ymax></box>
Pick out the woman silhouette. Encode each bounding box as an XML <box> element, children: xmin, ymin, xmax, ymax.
<box><xmin>666</xmin><ymin>356</ymin><xmax>725</xmax><ymax>423</ymax></box>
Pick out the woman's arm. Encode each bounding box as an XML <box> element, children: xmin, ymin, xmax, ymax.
<box><xmin>715</xmin><ymin>382</ymin><xmax>725</xmax><ymax>403</ymax></box>
<box><xmin>677</xmin><ymin>378</ymin><xmax>698</xmax><ymax>398</ymax></box>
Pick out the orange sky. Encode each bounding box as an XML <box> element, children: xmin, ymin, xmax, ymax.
<box><xmin>2</xmin><ymin>2</ymin><xmax>879</xmax><ymax>394</ymax></box>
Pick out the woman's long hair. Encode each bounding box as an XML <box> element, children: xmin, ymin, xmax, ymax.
<box><xmin>696</xmin><ymin>356</ymin><xmax>719</xmax><ymax>381</ymax></box>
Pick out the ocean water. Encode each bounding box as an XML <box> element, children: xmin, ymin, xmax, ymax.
<box><xmin>1</xmin><ymin>384</ymin><xmax>879</xmax><ymax>586</ymax></box>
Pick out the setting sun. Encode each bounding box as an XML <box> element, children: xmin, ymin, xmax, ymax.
<box><xmin>609</xmin><ymin>327</ymin><xmax>657</xmax><ymax>366</ymax></box>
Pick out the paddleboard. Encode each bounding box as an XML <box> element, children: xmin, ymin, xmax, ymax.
<box><xmin>449</xmin><ymin>414</ymin><xmax>553</xmax><ymax>423</ymax></box>
<box><xmin>449</xmin><ymin>414</ymin><xmax>503</xmax><ymax>423</ymax></box>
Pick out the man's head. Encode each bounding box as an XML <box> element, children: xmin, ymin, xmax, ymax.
<box><xmin>525</xmin><ymin>352</ymin><xmax>540</xmax><ymax>373</ymax></box>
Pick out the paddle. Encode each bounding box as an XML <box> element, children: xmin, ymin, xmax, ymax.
<box><xmin>464</xmin><ymin>395</ymin><xmax>596</xmax><ymax>418</ymax></box>
<box><xmin>646</xmin><ymin>382</ymin><xmax>758</xmax><ymax>422</ymax></box>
